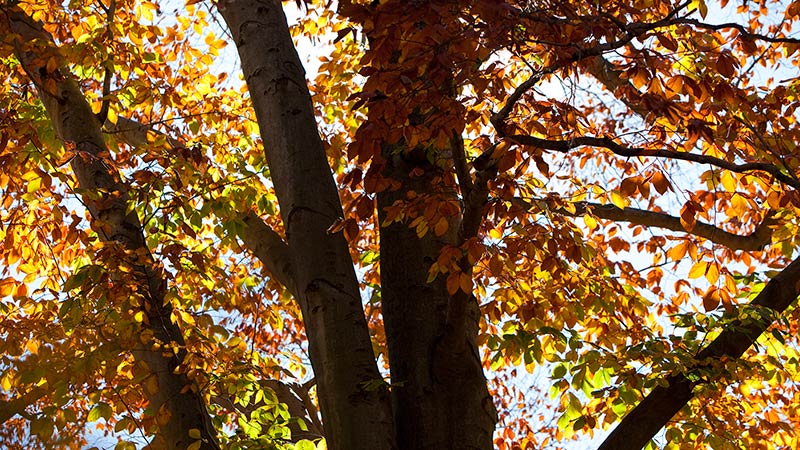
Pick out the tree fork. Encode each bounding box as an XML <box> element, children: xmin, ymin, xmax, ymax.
<box><xmin>217</xmin><ymin>1</ymin><xmax>395</xmax><ymax>449</ymax></box>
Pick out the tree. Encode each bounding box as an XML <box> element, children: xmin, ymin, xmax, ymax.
<box><xmin>1</xmin><ymin>0</ymin><xmax>800</xmax><ymax>449</ymax></box>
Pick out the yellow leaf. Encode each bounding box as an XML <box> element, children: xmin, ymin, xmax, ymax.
<box><xmin>187</xmin><ymin>441</ymin><xmax>202</xmax><ymax>450</ymax></box>
<box><xmin>688</xmin><ymin>261</ymin><xmax>707</xmax><ymax>279</ymax></box>
<box><xmin>1</xmin><ymin>373</ymin><xmax>12</xmax><ymax>391</ymax></box>
<box><xmin>729</xmin><ymin>193</ymin><xmax>748</xmax><ymax>216</ymax></box>
<box><xmin>138</xmin><ymin>2</ymin><xmax>157</xmax><ymax>22</ymax></box>
<box><xmin>188</xmin><ymin>428</ymin><xmax>201</xmax><ymax>439</ymax></box>
<box><xmin>667</xmin><ymin>242</ymin><xmax>688</xmax><ymax>261</ymax></box>
<box><xmin>179</xmin><ymin>310</ymin><xmax>196</xmax><ymax>326</ymax></box>
<box><xmin>706</xmin><ymin>262</ymin><xmax>719</xmax><ymax>284</ymax></box>
<box><xmin>25</xmin><ymin>340</ymin><xmax>39</xmax><ymax>355</ymax></box>
<box><xmin>740</xmin><ymin>382</ymin><xmax>751</xmax><ymax>396</ymax></box>
<box><xmin>720</xmin><ymin>171</ymin><xmax>737</xmax><ymax>192</ymax></box>
<box><xmin>583</xmin><ymin>214</ymin><xmax>598</xmax><ymax>230</ymax></box>
<box><xmin>610</xmin><ymin>190</ymin><xmax>628</xmax><ymax>209</ymax></box>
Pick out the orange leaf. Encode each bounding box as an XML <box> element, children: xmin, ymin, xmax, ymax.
<box><xmin>446</xmin><ymin>272</ymin><xmax>459</xmax><ymax>296</ymax></box>
<box><xmin>703</xmin><ymin>288</ymin><xmax>720</xmax><ymax>311</ymax></box>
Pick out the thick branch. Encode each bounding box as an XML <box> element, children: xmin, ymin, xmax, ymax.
<box><xmin>454</xmin><ymin>134</ymin><xmax>496</xmax><ymax>242</ymax></box>
<box><xmin>555</xmin><ymin>201</ymin><xmax>774</xmax><ymax>251</ymax></box>
<box><xmin>218</xmin><ymin>2</ymin><xmax>395</xmax><ymax>449</ymax></box>
<box><xmin>103</xmin><ymin>116</ymin><xmax>182</xmax><ymax>150</ymax></box>
<box><xmin>0</xmin><ymin>388</ymin><xmax>45</xmax><ymax>424</ymax></box>
<box><xmin>598</xmin><ymin>255</ymin><xmax>800</xmax><ymax>450</ymax></box>
<box><xmin>5</xmin><ymin>8</ymin><xmax>219</xmax><ymax>449</ymax></box>
<box><xmin>239</xmin><ymin>212</ymin><xmax>297</xmax><ymax>298</ymax></box>
<box><xmin>510</xmin><ymin>134</ymin><xmax>800</xmax><ymax>191</ymax></box>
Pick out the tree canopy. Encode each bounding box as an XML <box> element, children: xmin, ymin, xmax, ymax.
<box><xmin>1</xmin><ymin>0</ymin><xmax>800</xmax><ymax>449</ymax></box>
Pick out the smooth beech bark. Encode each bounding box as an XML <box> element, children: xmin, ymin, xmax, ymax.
<box><xmin>217</xmin><ymin>1</ymin><xmax>395</xmax><ymax>449</ymax></box>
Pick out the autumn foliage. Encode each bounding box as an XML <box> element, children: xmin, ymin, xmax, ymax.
<box><xmin>2</xmin><ymin>0</ymin><xmax>800</xmax><ymax>449</ymax></box>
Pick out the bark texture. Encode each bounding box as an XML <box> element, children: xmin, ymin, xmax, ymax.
<box><xmin>217</xmin><ymin>1</ymin><xmax>395</xmax><ymax>449</ymax></box>
<box><xmin>5</xmin><ymin>7</ymin><xmax>219</xmax><ymax>450</ymax></box>
<box><xmin>598</xmin><ymin>255</ymin><xmax>800</xmax><ymax>450</ymax></box>
<box><xmin>378</xmin><ymin>153</ymin><xmax>497</xmax><ymax>450</ymax></box>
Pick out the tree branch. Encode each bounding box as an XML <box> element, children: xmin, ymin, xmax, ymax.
<box><xmin>0</xmin><ymin>387</ymin><xmax>45</xmax><ymax>424</ymax></box>
<box><xmin>96</xmin><ymin>0</ymin><xmax>116</xmax><ymax>126</ymax></box>
<box><xmin>672</xmin><ymin>18</ymin><xmax>800</xmax><ymax>44</ymax></box>
<box><xmin>584</xmin><ymin>56</ymin><xmax>650</xmax><ymax>118</ymax></box>
<box><xmin>598</xmin><ymin>255</ymin><xmax>800</xmax><ymax>450</ymax></box>
<box><xmin>454</xmin><ymin>134</ymin><xmax>496</xmax><ymax>241</ymax></box>
<box><xmin>541</xmin><ymin>199</ymin><xmax>775</xmax><ymax>251</ymax></box>
<box><xmin>102</xmin><ymin>115</ymin><xmax>183</xmax><ymax>150</ymax></box>
<box><xmin>218</xmin><ymin>2</ymin><xmax>395</xmax><ymax>448</ymax></box>
<box><xmin>509</xmin><ymin>134</ymin><xmax>800</xmax><ymax>191</ymax></box>
<box><xmin>5</xmin><ymin>8</ymin><xmax>220</xmax><ymax>448</ymax></box>
<box><xmin>451</xmin><ymin>132</ymin><xmax>474</xmax><ymax>198</ymax></box>
<box><xmin>239</xmin><ymin>212</ymin><xmax>297</xmax><ymax>298</ymax></box>
<box><xmin>491</xmin><ymin>3</ymin><xmax>692</xmax><ymax>136</ymax></box>
<box><xmin>102</xmin><ymin>116</ymin><xmax>299</xmax><ymax>298</ymax></box>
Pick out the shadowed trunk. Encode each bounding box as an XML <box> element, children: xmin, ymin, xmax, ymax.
<box><xmin>378</xmin><ymin>152</ymin><xmax>497</xmax><ymax>450</ymax></box>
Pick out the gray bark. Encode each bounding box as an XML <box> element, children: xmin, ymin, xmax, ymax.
<box><xmin>217</xmin><ymin>1</ymin><xmax>395</xmax><ymax>449</ymax></box>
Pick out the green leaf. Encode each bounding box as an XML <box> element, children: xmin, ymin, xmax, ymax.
<box><xmin>295</xmin><ymin>440</ymin><xmax>315</xmax><ymax>450</ymax></box>
<box><xmin>88</xmin><ymin>402</ymin><xmax>112</xmax><ymax>422</ymax></box>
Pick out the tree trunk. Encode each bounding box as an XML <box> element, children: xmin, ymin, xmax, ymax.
<box><xmin>5</xmin><ymin>8</ymin><xmax>219</xmax><ymax>450</ymax></box>
<box><xmin>217</xmin><ymin>1</ymin><xmax>395</xmax><ymax>449</ymax></box>
<box><xmin>378</xmin><ymin>153</ymin><xmax>498</xmax><ymax>450</ymax></box>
